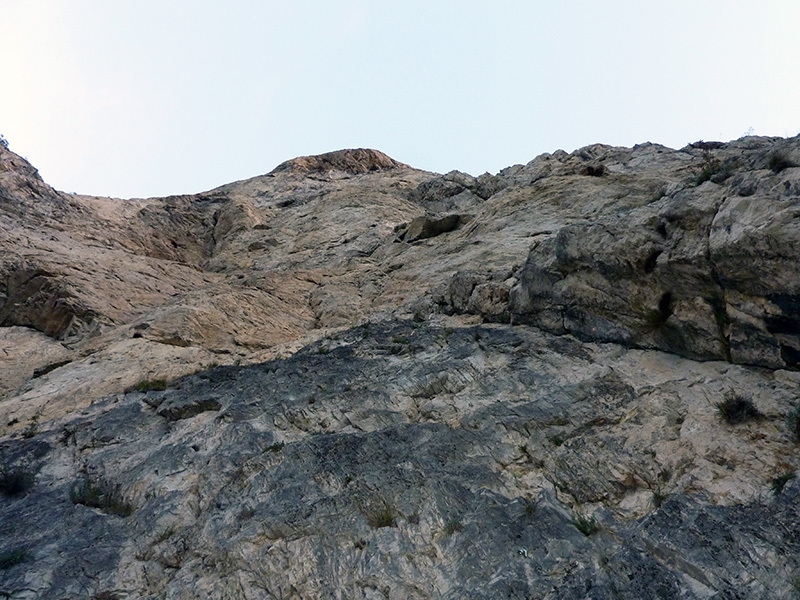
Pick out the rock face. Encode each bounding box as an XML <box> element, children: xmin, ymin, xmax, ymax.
<box><xmin>1</xmin><ymin>139</ymin><xmax>800</xmax><ymax>598</ymax></box>
<box><xmin>509</xmin><ymin>139</ymin><xmax>800</xmax><ymax>369</ymax></box>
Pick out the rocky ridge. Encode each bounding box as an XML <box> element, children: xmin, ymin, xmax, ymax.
<box><xmin>1</xmin><ymin>137</ymin><xmax>800</xmax><ymax>598</ymax></box>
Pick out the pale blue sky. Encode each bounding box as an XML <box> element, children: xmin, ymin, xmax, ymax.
<box><xmin>2</xmin><ymin>1</ymin><xmax>799</xmax><ymax>198</ymax></box>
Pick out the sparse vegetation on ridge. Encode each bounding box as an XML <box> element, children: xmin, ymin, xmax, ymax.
<box><xmin>22</xmin><ymin>412</ymin><xmax>41</xmax><ymax>439</ymax></box>
<box><xmin>573</xmin><ymin>513</ymin><xmax>599</xmax><ymax>536</ymax></box>
<box><xmin>364</xmin><ymin>501</ymin><xmax>397</xmax><ymax>529</ymax></box>
<box><xmin>694</xmin><ymin>149</ymin><xmax>737</xmax><ymax>184</ymax></box>
<box><xmin>767</xmin><ymin>151</ymin><xmax>797</xmax><ymax>173</ymax></box>
<box><xmin>70</xmin><ymin>477</ymin><xmax>133</xmax><ymax>517</ymax></box>
<box><xmin>131</xmin><ymin>378</ymin><xmax>168</xmax><ymax>393</ymax></box>
<box><xmin>651</xmin><ymin>489</ymin><xmax>668</xmax><ymax>509</ymax></box>
<box><xmin>716</xmin><ymin>392</ymin><xmax>762</xmax><ymax>425</ymax></box>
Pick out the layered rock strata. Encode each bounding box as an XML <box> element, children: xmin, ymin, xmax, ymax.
<box><xmin>1</xmin><ymin>138</ymin><xmax>800</xmax><ymax>598</ymax></box>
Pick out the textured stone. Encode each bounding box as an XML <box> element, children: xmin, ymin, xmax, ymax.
<box><xmin>402</xmin><ymin>213</ymin><xmax>467</xmax><ymax>242</ymax></box>
<box><xmin>2</xmin><ymin>137</ymin><xmax>800</xmax><ymax>597</ymax></box>
<box><xmin>2</xmin><ymin>322</ymin><xmax>800</xmax><ymax>598</ymax></box>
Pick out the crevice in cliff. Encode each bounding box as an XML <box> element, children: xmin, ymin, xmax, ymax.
<box><xmin>706</xmin><ymin>197</ymin><xmax>732</xmax><ymax>363</ymax></box>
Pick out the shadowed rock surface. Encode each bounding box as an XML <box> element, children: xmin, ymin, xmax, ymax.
<box><xmin>2</xmin><ymin>139</ymin><xmax>800</xmax><ymax>598</ymax></box>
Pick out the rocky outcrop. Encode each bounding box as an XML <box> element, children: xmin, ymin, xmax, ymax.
<box><xmin>398</xmin><ymin>213</ymin><xmax>469</xmax><ymax>242</ymax></box>
<box><xmin>270</xmin><ymin>148</ymin><xmax>407</xmax><ymax>176</ymax></box>
<box><xmin>2</xmin><ymin>137</ymin><xmax>800</xmax><ymax>598</ymax></box>
<box><xmin>507</xmin><ymin>137</ymin><xmax>800</xmax><ymax>370</ymax></box>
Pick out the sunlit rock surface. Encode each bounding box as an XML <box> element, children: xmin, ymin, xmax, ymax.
<box><xmin>2</xmin><ymin>138</ymin><xmax>800</xmax><ymax>598</ymax></box>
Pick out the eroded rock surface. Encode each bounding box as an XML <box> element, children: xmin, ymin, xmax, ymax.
<box><xmin>2</xmin><ymin>138</ymin><xmax>800</xmax><ymax>598</ymax></box>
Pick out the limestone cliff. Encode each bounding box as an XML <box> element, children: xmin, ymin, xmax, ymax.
<box><xmin>1</xmin><ymin>137</ymin><xmax>800</xmax><ymax>598</ymax></box>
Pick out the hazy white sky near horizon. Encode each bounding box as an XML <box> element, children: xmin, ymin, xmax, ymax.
<box><xmin>2</xmin><ymin>1</ymin><xmax>799</xmax><ymax>198</ymax></box>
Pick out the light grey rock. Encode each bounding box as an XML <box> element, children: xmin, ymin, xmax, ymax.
<box><xmin>2</xmin><ymin>138</ymin><xmax>800</xmax><ymax>598</ymax></box>
<box><xmin>508</xmin><ymin>138</ymin><xmax>800</xmax><ymax>369</ymax></box>
<box><xmin>2</xmin><ymin>321</ymin><xmax>800</xmax><ymax>598</ymax></box>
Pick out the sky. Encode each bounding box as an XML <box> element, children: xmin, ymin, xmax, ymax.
<box><xmin>2</xmin><ymin>1</ymin><xmax>800</xmax><ymax>199</ymax></box>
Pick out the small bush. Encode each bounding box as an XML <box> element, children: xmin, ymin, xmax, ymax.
<box><xmin>133</xmin><ymin>379</ymin><xmax>167</xmax><ymax>393</ymax></box>
<box><xmin>364</xmin><ymin>502</ymin><xmax>396</xmax><ymax>529</ymax></box>
<box><xmin>0</xmin><ymin>134</ymin><xmax>8</xmax><ymax>149</ymax></box>
<box><xmin>0</xmin><ymin>547</ymin><xmax>27</xmax><ymax>570</ymax></box>
<box><xmin>767</xmin><ymin>151</ymin><xmax>796</xmax><ymax>174</ymax></box>
<box><xmin>716</xmin><ymin>392</ymin><xmax>762</xmax><ymax>424</ymax></box>
<box><xmin>70</xmin><ymin>478</ymin><xmax>133</xmax><ymax>517</ymax></box>
<box><xmin>153</xmin><ymin>526</ymin><xmax>177</xmax><ymax>544</ymax></box>
<box><xmin>695</xmin><ymin>150</ymin><xmax>721</xmax><ymax>184</ymax></box>
<box><xmin>523</xmin><ymin>498</ymin><xmax>536</xmax><ymax>517</ymax></box>
<box><xmin>651</xmin><ymin>490</ymin><xmax>668</xmax><ymax>509</ymax></box>
<box><xmin>694</xmin><ymin>149</ymin><xmax>737</xmax><ymax>185</ymax></box>
<box><xmin>22</xmin><ymin>413</ymin><xmax>40</xmax><ymax>439</ymax></box>
<box><xmin>771</xmin><ymin>471</ymin><xmax>794</xmax><ymax>495</ymax></box>
<box><xmin>651</xmin><ymin>492</ymin><xmax>666</xmax><ymax>508</ymax></box>
<box><xmin>0</xmin><ymin>468</ymin><xmax>35</xmax><ymax>497</ymax></box>
<box><xmin>573</xmin><ymin>513</ymin><xmax>599</xmax><ymax>536</ymax></box>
